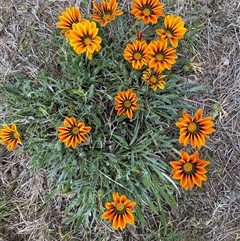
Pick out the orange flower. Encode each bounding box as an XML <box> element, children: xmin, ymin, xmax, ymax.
<box><xmin>56</xmin><ymin>7</ymin><xmax>86</xmax><ymax>38</ymax></box>
<box><xmin>101</xmin><ymin>192</ymin><xmax>136</xmax><ymax>230</ymax></box>
<box><xmin>131</xmin><ymin>0</ymin><xmax>165</xmax><ymax>24</ymax></box>
<box><xmin>170</xmin><ymin>150</ymin><xmax>210</xmax><ymax>190</ymax></box>
<box><xmin>123</xmin><ymin>40</ymin><xmax>149</xmax><ymax>70</ymax></box>
<box><xmin>58</xmin><ymin>117</ymin><xmax>91</xmax><ymax>148</ymax></box>
<box><xmin>90</xmin><ymin>0</ymin><xmax>123</xmax><ymax>27</ymax></box>
<box><xmin>115</xmin><ymin>89</ymin><xmax>139</xmax><ymax>119</ymax></box>
<box><xmin>142</xmin><ymin>68</ymin><xmax>167</xmax><ymax>91</ymax></box>
<box><xmin>0</xmin><ymin>124</ymin><xmax>21</xmax><ymax>150</ymax></box>
<box><xmin>176</xmin><ymin>108</ymin><xmax>215</xmax><ymax>149</ymax></box>
<box><xmin>147</xmin><ymin>39</ymin><xmax>177</xmax><ymax>72</ymax></box>
<box><xmin>156</xmin><ymin>15</ymin><xmax>187</xmax><ymax>48</ymax></box>
<box><xmin>68</xmin><ymin>20</ymin><xmax>102</xmax><ymax>60</ymax></box>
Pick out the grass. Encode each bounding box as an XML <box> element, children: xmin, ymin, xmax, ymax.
<box><xmin>1</xmin><ymin>0</ymin><xmax>240</xmax><ymax>240</ymax></box>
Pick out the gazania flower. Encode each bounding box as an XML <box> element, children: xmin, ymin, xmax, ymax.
<box><xmin>115</xmin><ymin>89</ymin><xmax>139</xmax><ymax>119</ymax></box>
<box><xmin>68</xmin><ymin>20</ymin><xmax>102</xmax><ymax>60</ymax></box>
<box><xmin>123</xmin><ymin>40</ymin><xmax>149</xmax><ymax>70</ymax></box>
<box><xmin>176</xmin><ymin>108</ymin><xmax>215</xmax><ymax>149</ymax></box>
<box><xmin>156</xmin><ymin>15</ymin><xmax>187</xmax><ymax>48</ymax></box>
<box><xmin>131</xmin><ymin>0</ymin><xmax>165</xmax><ymax>24</ymax></box>
<box><xmin>102</xmin><ymin>191</ymin><xmax>136</xmax><ymax>230</ymax></box>
<box><xmin>142</xmin><ymin>68</ymin><xmax>167</xmax><ymax>91</ymax></box>
<box><xmin>58</xmin><ymin>117</ymin><xmax>91</xmax><ymax>148</ymax></box>
<box><xmin>56</xmin><ymin>7</ymin><xmax>85</xmax><ymax>38</ymax></box>
<box><xmin>0</xmin><ymin>124</ymin><xmax>21</xmax><ymax>150</ymax></box>
<box><xmin>170</xmin><ymin>150</ymin><xmax>210</xmax><ymax>190</ymax></box>
<box><xmin>90</xmin><ymin>0</ymin><xmax>123</xmax><ymax>27</ymax></box>
<box><xmin>147</xmin><ymin>39</ymin><xmax>177</xmax><ymax>72</ymax></box>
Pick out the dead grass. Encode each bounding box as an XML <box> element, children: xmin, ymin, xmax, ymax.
<box><xmin>168</xmin><ymin>1</ymin><xmax>240</xmax><ymax>240</ymax></box>
<box><xmin>1</xmin><ymin>0</ymin><xmax>240</xmax><ymax>240</ymax></box>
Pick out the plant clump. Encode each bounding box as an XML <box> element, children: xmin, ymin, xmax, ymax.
<box><xmin>0</xmin><ymin>0</ymin><xmax>215</xmax><ymax>235</ymax></box>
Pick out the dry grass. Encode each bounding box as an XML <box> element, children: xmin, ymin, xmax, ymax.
<box><xmin>1</xmin><ymin>0</ymin><xmax>240</xmax><ymax>240</ymax></box>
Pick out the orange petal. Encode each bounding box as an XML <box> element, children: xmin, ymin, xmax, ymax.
<box><xmin>126</xmin><ymin>109</ymin><xmax>133</xmax><ymax>119</ymax></box>
<box><xmin>125</xmin><ymin>201</ymin><xmax>136</xmax><ymax>209</ymax></box>
<box><xmin>188</xmin><ymin>175</ymin><xmax>194</xmax><ymax>188</ymax></box>
<box><xmin>119</xmin><ymin>214</ymin><xmax>126</xmax><ymax>230</ymax></box>
<box><xmin>169</xmin><ymin>161</ymin><xmax>180</xmax><ymax>168</ymax></box>
<box><xmin>172</xmin><ymin>170</ymin><xmax>184</xmax><ymax>179</ymax></box>
<box><xmin>180</xmin><ymin>150</ymin><xmax>189</xmax><ymax>161</ymax></box>
<box><xmin>192</xmin><ymin>173</ymin><xmax>202</xmax><ymax>187</ymax></box>
<box><xmin>193</xmin><ymin>108</ymin><xmax>203</xmax><ymax>120</ymax></box>
<box><xmin>196</xmin><ymin>166</ymin><xmax>207</xmax><ymax>174</ymax></box>
<box><xmin>124</xmin><ymin>210</ymin><xmax>135</xmax><ymax>225</ymax></box>
<box><xmin>120</xmin><ymin>195</ymin><xmax>127</xmax><ymax>203</ymax></box>
<box><xmin>113</xmin><ymin>192</ymin><xmax>120</xmax><ymax>202</ymax></box>
<box><xmin>112</xmin><ymin>215</ymin><xmax>120</xmax><ymax>230</ymax></box>
<box><xmin>180</xmin><ymin>174</ymin><xmax>187</xmax><ymax>188</ymax></box>
<box><xmin>105</xmin><ymin>202</ymin><xmax>115</xmax><ymax>209</ymax></box>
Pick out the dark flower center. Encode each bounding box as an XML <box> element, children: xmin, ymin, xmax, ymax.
<box><xmin>115</xmin><ymin>203</ymin><xmax>126</xmax><ymax>214</ymax></box>
<box><xmin>133</xmin><ymin>51</ymin><xmax>142</xmax><ymax>60</ymax></box>
<box><xmin>123</xmin><ymin>100</ymin><xmax>132</xmax><ymax>109</ymax></box>
<box><xmin>187</xmin><ymin>122</ymin><xmax>199</xmax><ymax>134</ymax></box>
<box><xmin>142</xmin><ymin>6</ymin><xmax>152</xmax><ymax>16</ymax></box>
<box><xmin>182</xmin><ymin>162</ymin><xmax>195</xmax><ymax>174</ymax></box>
<box><xmin>71</xmin><ymin>126</ymin><xmax>80</xmax><ymax>135</ymax></box>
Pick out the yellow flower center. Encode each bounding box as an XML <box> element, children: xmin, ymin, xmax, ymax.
<box><xmin>103</xmin><ymin>14</ymin><xmax>111</xmax><ymax>20</ymax></box>
<box><xmin>72</xmin><ymin>126</ymin><xmax>80</xmax><ymax>135</ymax></box>
<box><xmin>166</xmin><ymin>30</ymin><xmax>172</xmax><ymax>38</ymax></box>
<box><xmin>183</xmin><ymin>162</ymin><xmax>194</xmax><ymax>174</ymax></box>
<box><xmin>116</xmin><ymin>203</ymin><xmax>125</xmax><ymax>212</ymax></box>
<box><xmin>142</xmin><ymin>7</ymin><xmax>151</xmax><ymax>16</ymax></box>
<box><xmin>123</xmin><ymin>100</ymin><xmax>132</xmax><ymax>109</ymax></box>
<box><xmin>150</xmin><ymin>76</ymin><xmax>157</xmax><ymax>84</ymax></box>
<box><xmin>155</xmin><ymin>53</ymin><xmax>164</xmax><ymax>61</ymax></box>
<box><xmin>84</xmin><ymin>37</ymin><xmax>92</xmax><ymax>46</ymax></box>
<box><xmin>187</xmin><ymin>122</ymin><xmax>198</xmax><ymax>133</ymax></box>
<box><xmin>133</xmin><ymin>52</ymin><xmax>142</xmax><ymax>60</ymax></box>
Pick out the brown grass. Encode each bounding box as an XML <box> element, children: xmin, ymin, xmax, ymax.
<box><xmin>1</xmin><ymin>0</ymin><xmax>240</xmax><ymax>240</ymax></box>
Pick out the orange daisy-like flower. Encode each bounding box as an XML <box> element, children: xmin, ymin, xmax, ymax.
<box><xmin>170</xmin><ymin>150</ymin><xmax>210</xmax><ymax>190</ymax></box>
<box><xmin>115</xmin><ymin>89</ymin><xmax>139</xmax><ymax>119</ymax></box>
<box><xmin>0</xmin><ymin>124</ymin><xmax>21</xmax><ymax>150</ymax></box>
<box><xmin>130</xmin><ymin>0</ymin><xmax>165</xmax><ymax>24</ymax></box>
<box><xmin>102</xmin><ymin>191</ymin><xmax>136</xmax><ymax>230</ymax></box>
<box><xmin>156</xmin><ymin>15</ymin><xmax>187</xmax><ymax>48</ymax></box>
<box><xmin>90</xmin><ymin>0</ymin><xmax>123</xmax><ymax>27</ymax></box>
<box><xmin>123</xmin><ymin>40</ymin><xmax>149</xmax><ymax>70</ymax></box>
<box><xmin>176</xmin><ymin>108</ymin><xmax>215</xmax><ymax>149</ymax></box>
<box><xmin>142</xmin><ymin>68</ymin><xmax>167</xmax><ymax>91</ymax></box>
<box><xmin>68</xmin><ymin>20</ymin><xmax>102</xmax><ymax>60</ymax></box>
<box><xmin>56</xmin><ymin>7</ymin><xmax>86</xmax><ymax>38</ymax></box>
<box><xmin>58</xmin><ymin>117</ymin><xmax>91</xmax><ymax>148</ymax></box>
<box><xmin>147</xmin><ymin>39</ymin><xmax>177</xmax><ymax>72</ymax></box>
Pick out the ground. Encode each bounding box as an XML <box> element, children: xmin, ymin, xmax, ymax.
<box><xmin>0</xmin><ymin>0</ymin><xmax>240</xmax><ymax>240</ymax></box>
